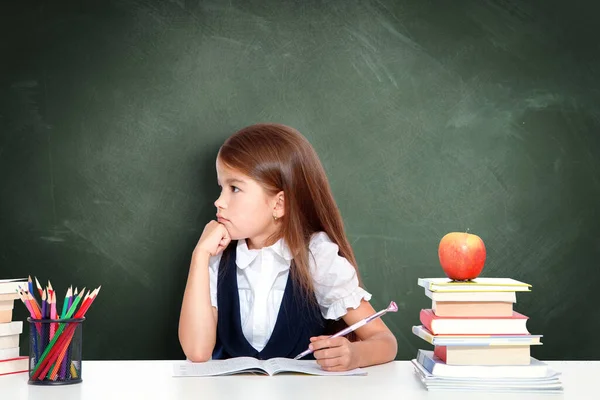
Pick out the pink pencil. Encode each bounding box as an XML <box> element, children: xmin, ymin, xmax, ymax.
<box><xmin>16</xmin><ymin>289</ymin><xmax>34</xmax><ymax>317</ymax></box>
<box><xmin>50</xmin><ymin>292</ymin><xmax>58</xmax><ymax>338</ymax></box>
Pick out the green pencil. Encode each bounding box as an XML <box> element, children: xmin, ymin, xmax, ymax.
<box><xmin>60</xmin><ymin>286</ymin><xmax>72</xmax><ymax>319</ymax></box>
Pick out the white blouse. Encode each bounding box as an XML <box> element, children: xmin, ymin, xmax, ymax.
<box><xmin>208</xmin><ymin>232</ymin><xmax>372</xmax><ymax>352</ymax></box>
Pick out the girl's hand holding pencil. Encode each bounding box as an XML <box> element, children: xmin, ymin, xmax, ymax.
<box><xmin>15</xmin><ymin>276</ymin><xmax>101</xmax><ymax>383</ymax></box>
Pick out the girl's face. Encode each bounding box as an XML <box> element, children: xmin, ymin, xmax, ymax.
<box><xmin>214</xmin><ymin>158</ymin><xmax>282</xmax><ymax>248</ymax></box>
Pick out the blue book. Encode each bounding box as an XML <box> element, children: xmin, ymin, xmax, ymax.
<box><xmin>415</xmin><ymin>349</ymin><xmax>551</xmax><ymax>379</ymax></box>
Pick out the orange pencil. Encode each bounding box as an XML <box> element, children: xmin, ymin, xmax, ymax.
<box><xmin>49</xmin><ymin>339</ymin><xmax>71</xmax><ymax>380</ymax></box>
<box><xmin>27</xmin><ymin>291</ymin><xmax>42</xmax><ymax>319</ymax></box>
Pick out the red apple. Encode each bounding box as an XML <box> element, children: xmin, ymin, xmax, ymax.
<box><xmin>438</xmin><ymin>232</ymin><xmax>486</xmax><ymax>281</ymax></box>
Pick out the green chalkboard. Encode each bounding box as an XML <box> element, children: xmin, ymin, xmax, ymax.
<box><xmin>1</xmin><ymin>0</ymin><xmax>599</xmax><ymax>361</ymax></box>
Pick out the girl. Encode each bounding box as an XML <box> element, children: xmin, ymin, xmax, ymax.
<box><xmin>179</xmin><ymin>123</ymin><xmax>397</xmax><ymax>371</ymax></box>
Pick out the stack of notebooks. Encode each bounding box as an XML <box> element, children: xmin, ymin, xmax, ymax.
<box><xmin>411</xmin><ymin>277</ymin><xmax>563</xmax><ymax>393</ymax></box>
<box><xmin>1</xmin><ymin>278</ymin><xmax>28</xmax><ymax>376</ymax></box>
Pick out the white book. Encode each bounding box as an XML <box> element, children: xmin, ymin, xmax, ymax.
<box><xmin>418</xmin><ymin>277</ymin><xmax>531</xmax><ymax>292</ymax></box>
<box><xmin>0</xmin><ymin>321</ymin><xmax>22</xmax><ymax>337</ymax></box>
<box><xmin>424</xmin><ymin>289</ymin><xmax>517</xmax><ymax>303</ymax></box>
<box><xmin>0</xmin><ymin>335</ymin><xmax>19</xmax><ymax>349</ymax></box>
<box><xmin>173</xmin><ymin>357</ymin><xmax>367</xmax><ymax>377</ymax></box>
<box><xmin>0</xmin><ymin>347</ymin><xmax>19</xmax><ymax>360</ymax></box>
<box><xmin>412</xmin><ymin>325</ymin><xmax>543</xmax><ymax>347</ymax></box>
<box><xmin>0</xmin><ymin>278</ymin><xmax>27</xmax><ymax>295</ymax></box>
<box><xmin>415</xmin><ymin>349</ymin><xmax>550</xmax><ymax>379</ymax></box>
<box><xmin>412</xmin><ymin>360</ymin><xmax>563</xmax><ymax>393</ymax></box>
<box><xmin>0</xmin><ymin>335</ymin><xmax>19</xmax><ymax>350</ymax></box>
<box><xmin>0</xmin><ymin>356</ymin><xmax>28</xmax><ymax>376</ymax></box>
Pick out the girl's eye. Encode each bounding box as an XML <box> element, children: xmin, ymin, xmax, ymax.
<box><xmin>231</xmin><ymin>186</ymin><xmax>240</xmax><ymax>193</ymax></box>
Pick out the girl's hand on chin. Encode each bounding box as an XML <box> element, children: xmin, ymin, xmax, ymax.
<box><xmin>194</xmin><ymin>221</ymin><xmax>232</xmax><ymax>258</ymax></box>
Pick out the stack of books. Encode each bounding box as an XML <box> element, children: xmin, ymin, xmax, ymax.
<box><xmin>411</xmin><ymin>277</ymin><xmax>563</xmax><ymax>393</ymax></box>
<box><xmin>0</xmin><ymin>278</ymin><xmax>28</xmax><ymax>376</ymax></box>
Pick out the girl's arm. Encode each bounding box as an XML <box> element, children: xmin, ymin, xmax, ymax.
<box><xmin>178</xmin><ymin>251</ymin><xmax>218</xmax><ymax>362</ymax></box>
<box><xmin>345</xmin><ymin>301</ymin><xmax>398</xmax><ymax>367</ymax></box>
<box><xmin>178</xmin><ymin>221</ymin><xmax>231</xmax><ymax>362</ymax></box>
<box><xmin>309</xmin><ymin>300</ymin><xmax>398</xmax><ymax>370</ymax></box>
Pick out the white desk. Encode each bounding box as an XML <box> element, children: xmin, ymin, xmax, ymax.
<box><xmin>1</xmin><ymin>360</ymin><xmax>597</xmax><ymax>399</ymax></box>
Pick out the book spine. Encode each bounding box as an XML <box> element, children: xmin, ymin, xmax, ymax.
<box><xmin>416</xmin><ymin>350</ymin><xmax>436</xmax><ymax>374</ymax></box>
<box><xmin>419</xmin><ymin>309</ymin><xmax>434</xmax><ymax>333</ymax></box>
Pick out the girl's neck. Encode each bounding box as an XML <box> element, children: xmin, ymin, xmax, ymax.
<box><xmin>246</xmin><ymin>232</ymin><xmax>281</xmax><ymax>250</ymax></box>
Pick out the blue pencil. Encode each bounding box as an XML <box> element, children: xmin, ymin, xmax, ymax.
<box><xmin>28</xmin><ymin>276</ymin><xmax>34</xmax><ymax>297</ymax></box>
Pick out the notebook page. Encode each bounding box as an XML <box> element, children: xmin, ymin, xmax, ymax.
<box><xmin>173</xmin><ymin>357</ymin><xmax>263</xmax><ymax>377</ymax></box>
<box><xmin>266</xmin><ymin>358</ymin><xmax>367</xmax><ymax>376</ymax></box>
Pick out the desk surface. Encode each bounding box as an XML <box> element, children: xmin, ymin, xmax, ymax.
<box><xmin>2</xmin><ymin>360</ymin><xmax>597</xmax><ymax>399</ymax></box>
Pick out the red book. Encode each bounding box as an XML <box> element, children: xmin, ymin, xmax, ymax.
<box><xmin>420</xmin><ymin>309</ymin><xmax>529</xmax><ymax>335</ymax></box>
<box><xmin>433</xmin><ymin>345</ymin><xmax>447</xmax><ymax>362</ymax></box>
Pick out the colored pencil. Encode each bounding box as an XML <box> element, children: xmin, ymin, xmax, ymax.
<box><xmin>50</xmin><ymin>292</ymin><xmax>57</xmax><ymax>338</ymax></box>
<box><xmin>27</xmin><ymin>276</ymin><xmax>34</xmax><ymax>297</ymax></box>
<box><xmin>58</xmin><ymin>286</ymin><xmax>73</xmax><ymax>379</ymax></box>
<box><xmin>27</xmin><ymin>291</ymin><xmax>42</xmax><ymax>319</ymax></box>
<box><xmin>17</xmin><ymin>288</ymin><xmax>40</xmax><ymax>360</ymax></box>
<box><xmin>60</xmin><ymin>287</ymin><xmax>71</xmax><ymax>318</ymax></box>
<box><xmin>30</xmin><ymin>289</ymin><xmax>85</xmax><ymax>378</ymax></box>
<box><xmin>37</xmin><ymin>288</ymin><xmax>98</xmax><ymax>381</ymax></box>
<box><xmin>41</xmin><ymin>289</ymin><xmax>47</xmax><ymax>319</ymax></box>
<box><xmin>16</xmin><ymin>278</ymin><xmax>101</xmax><ymax>382</ymax></box>
<box><xmin>35</xmin><ymin>277</ymin><xmax>43</xmax><ymax>298</ymax></box>
<box><xmin>41</xmin><ymin>289</ymin><xmax>48</xmax><ymax>351</ymax></box>
<box><xmin>49</xmin><ymin>289</ymin><xmax>96</xmax><ymax>380</ymax></box>
<box><xmin>43</xmin><ymin>287</ymin><xmax>99</xmax><ymax>380</ymax></box>
<box><xmin>49</xmin><ymin>288</ymin><xmax>99</xmax><ymax>380</ymax></box>
<box><xmin>70</xmin><ymin>362</ymin><xmax>78</xmax><ymax>378</ymax></box>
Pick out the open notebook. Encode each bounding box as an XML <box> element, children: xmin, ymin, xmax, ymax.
<box><xmin>172</xmin><ymin>357</ymin><xmax>367</xmax><ymax>377</ymax></box>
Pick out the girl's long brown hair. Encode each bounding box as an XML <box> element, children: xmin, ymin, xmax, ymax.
<box><xmin>218</xmin><ymin>123</ymin><xmax>364</xmax><ymax>337</ymax></box>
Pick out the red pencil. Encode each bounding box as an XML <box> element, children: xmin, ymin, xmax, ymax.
<box><xmin>35</xmin><ymin>277</ymin><xmax>44</xmax><ymax>298</ymax></box>
<box><xmin>75</xmin><ymin>287</ymin><xmax>100</xmax><ymax>318</ymax></box>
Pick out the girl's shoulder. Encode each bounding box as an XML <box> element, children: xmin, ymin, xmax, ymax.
<box><xmin>308</xmin><ymin>231</ymin><xmax>335</xmax><ymax>249</ymax></box>
<box><xmin>307</xmin><ymin>232</ymin><xmax>372</xmax><ymax>319</ymax></box>
<box><xmin>307</xmin><ymin>231</ymin><xmax>350</xmax><ymax>272</ymax></box>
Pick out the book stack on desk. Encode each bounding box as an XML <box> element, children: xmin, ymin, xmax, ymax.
<box><xmin>410</xmin><ymin>277</ymin><xmax>563</xmax><ymax>393</ymax></box>
<box><xmin>0</xmin><ymin>278</ymin><xmax>28</xmax><ymax>376</ymax></box>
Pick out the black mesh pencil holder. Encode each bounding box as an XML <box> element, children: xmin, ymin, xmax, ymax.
<box><xmin>27</xmin><ymin>317</ymin><xmax>85</xmax><ymax>385</ymax></box>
